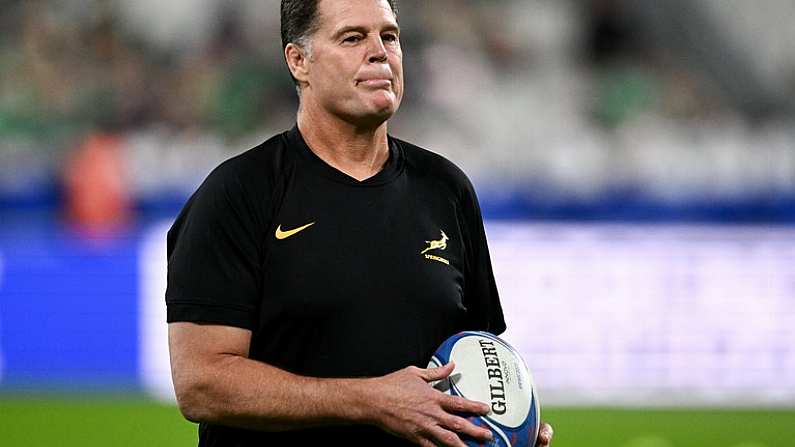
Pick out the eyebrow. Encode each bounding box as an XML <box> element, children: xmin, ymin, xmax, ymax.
<box><xmin>332</xmin><ymin>23</ymin><xmax>400</xmax><ymax>40</ymax></box>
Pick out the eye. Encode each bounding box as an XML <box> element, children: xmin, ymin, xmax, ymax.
<box><xmin>342</xmin><ymin>35</ymin><xmax>362</xmax><ymax>44</ymax></box>
<box><xmin>382</xmin><ymin>33</ymin><xmax>398</xmax><ymax>43</ymax></box>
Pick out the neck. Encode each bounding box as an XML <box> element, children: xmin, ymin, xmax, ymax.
<box><xmin>296</xmin><ymin>99</ymin><xmax>390</xmax><ymax>182</ymax></box>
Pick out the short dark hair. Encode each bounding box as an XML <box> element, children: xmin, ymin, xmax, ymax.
<box><xmin>281</xmin><ymin>0</ymin><xmax>398</xmax><ymax>86</ymax></box>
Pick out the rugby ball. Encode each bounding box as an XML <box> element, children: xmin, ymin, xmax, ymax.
<box><xmin>428</xmin><ymin>331</ymin><xmax>540</xmax><ymax>447</ymax></box>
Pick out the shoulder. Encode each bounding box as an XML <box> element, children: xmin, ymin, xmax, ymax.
<box><xmin>170</xmin><ymin>131</ymin><xmax>293</xmax><ymax>236</ymax></box>
<box><xmin>203</xmin><ymin>130</ymin><xmax>293</xmax><ymax>194</ymax></box>
<box><xmin>393</xmin><ymin>136</ymin><xmax>476</xmax><ymax>199</ymax></box>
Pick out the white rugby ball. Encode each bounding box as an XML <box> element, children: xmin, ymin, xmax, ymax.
<box><xmin>428</xmin><ymin>331</ymin><xmax>540</xmax><ymax>447</ymax></box>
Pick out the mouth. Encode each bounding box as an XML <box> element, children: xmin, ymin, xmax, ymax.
<box><xmin>356</xmin><ymin>78</ymin><xmax>393</xmax><ymax>89</ymax></box>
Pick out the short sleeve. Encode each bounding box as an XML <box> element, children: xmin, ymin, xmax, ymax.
<box><xmin>459</xmin><ymin>179</ymin><xmax>507</xmax><ymax>335</ymax></box>
<box><xmin>165</xmin><ymin>163</ymin><xmax>268</xmax><ymax>330</ymax></box>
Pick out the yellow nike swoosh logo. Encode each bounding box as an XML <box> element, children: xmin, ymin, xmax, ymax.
<box><xmin>275</xmin><ymin>222</ymin><xmax>315</xmax><ymax>240</ymax></box>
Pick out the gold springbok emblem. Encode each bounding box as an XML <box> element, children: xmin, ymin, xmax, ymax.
<box><xmin>421</xmin><ymin>230</ymin><xmax>449</xmax><ymax>254</ymax></box>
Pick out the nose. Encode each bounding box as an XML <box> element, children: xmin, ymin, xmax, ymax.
<box><xmin>368</xmin><ymin>35</ymin><xmax>388</xmax><ymax>63</ymax></box>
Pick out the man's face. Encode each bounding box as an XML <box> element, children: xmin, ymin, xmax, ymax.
<box><xmin>303</xmin><ymin>0</ymin><xmax>403</xmax><ymax>126</ymax></box>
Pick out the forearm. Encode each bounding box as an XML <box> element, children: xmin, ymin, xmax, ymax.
<box><xmin>177</xmin><ymin>353</ymin><xmax>374</xmax><ymax>432</ymax></box>
<box><xmin>170</xmin><ymin>321</ymin><xmax>497</xmax><ymax>447</ymax></box>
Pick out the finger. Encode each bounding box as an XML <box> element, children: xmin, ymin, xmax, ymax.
<box><xmin>427</xmin><ymin>425</ymin><xmax>468</xmax><ymax>447</ymax></box>
<box><xmin>536</xmin><ymin>422</ymin><xmax>554</xmax><ymax>446</ymax></box>
<box><xmin>441</xmin><ymin>414</ymin><xmax>493</xmax><ymax>443</ymax></box>
<box><xmin>441</xmin><ymin>394</ymin><xmax>491</xmax><ymax>416</ymax></box>
<box><xmin>421</xmin><ymin>361</ymin><xmax>455</xmax><ymax>382</ymax></box>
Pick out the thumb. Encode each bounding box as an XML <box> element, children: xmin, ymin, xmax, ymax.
<box><xmin>422</xmin><ymin>361</ymin><xmax>455</xmax><ymax>382</ymax></box>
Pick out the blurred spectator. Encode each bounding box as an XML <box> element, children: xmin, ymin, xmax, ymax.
<box><xmin>63</xmin><ymin>131</ymin><xmax>131</xmax><ymax>234</ymax></box>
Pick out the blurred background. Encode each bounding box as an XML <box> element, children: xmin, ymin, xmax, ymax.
<box><xmin>1</xmin><ymin>0</ymin><xmax>794</xmax><ymax>446</ymax></box>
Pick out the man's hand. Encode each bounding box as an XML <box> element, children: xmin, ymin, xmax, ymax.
<box><xmin>365</xmin><ymin>362</ymin><xmax>494</xmax><ymax>447</ymax></box>
<box><xmin>535</xmin><ymin>422</ymin><xmax>554</xmax><ymax>446</ymax></box>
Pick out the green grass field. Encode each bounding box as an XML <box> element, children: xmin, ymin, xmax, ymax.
<box><xmin>1</xmin><ymin>396</ymin><xmax>794</xmax><ymax>447</ymax></box>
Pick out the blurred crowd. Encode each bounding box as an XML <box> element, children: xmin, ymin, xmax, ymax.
<box><xmin>1</xmin><ymin>0</ymin><xmax>794</xmax><ymax>228</ymax></box>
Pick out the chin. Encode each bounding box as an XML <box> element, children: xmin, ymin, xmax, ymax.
<box><xmin>347</xmin><ymin>104</ymin><xmax>400</xmax><ymax>128</ymax></box>
<box><xmin>372</xmin><ymin>102</ymin><xmax>398</xmax><ymax>117</ymax></box>
<box><xmin>352</xmin><ymin>109</ymin><xmax>396</xmax><ymax>128</ymax></box>
<box><xmin>334</xmin><ymin>93</ymin><xmax>401</xmax><ymax>127</ymax></box>
<box><xmin>374</xmin><ymin>96</ymin><xmax>403</xmax><ymax>118</ymax></box>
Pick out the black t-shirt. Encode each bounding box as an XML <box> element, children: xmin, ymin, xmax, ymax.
<box><xmin>166</xmin><ymin>125</ymin><xmax>506</xmax><ymax>446</ymax></box>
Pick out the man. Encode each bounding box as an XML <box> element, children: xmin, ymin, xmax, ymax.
<box><xmin>166</xmin><ymin>1</ymin><xmax>554</xmax><ymax>446</ymax></box>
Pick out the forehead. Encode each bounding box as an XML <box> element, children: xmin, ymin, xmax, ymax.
<box><xmin>316</xmin><ymin>0</ymin><xmax>398</xmax><ymax>32</ymax></box>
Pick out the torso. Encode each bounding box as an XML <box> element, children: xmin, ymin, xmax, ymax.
<box><xmin>167</xmin><ymin>126</ymin><xmax>505</xmax><ymax>446</ymax></box>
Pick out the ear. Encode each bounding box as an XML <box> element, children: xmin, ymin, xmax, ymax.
<box><xmin>285</xmin><ymin>43</ymin><xmax>310</xmax><ymax>86</ymax></box>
